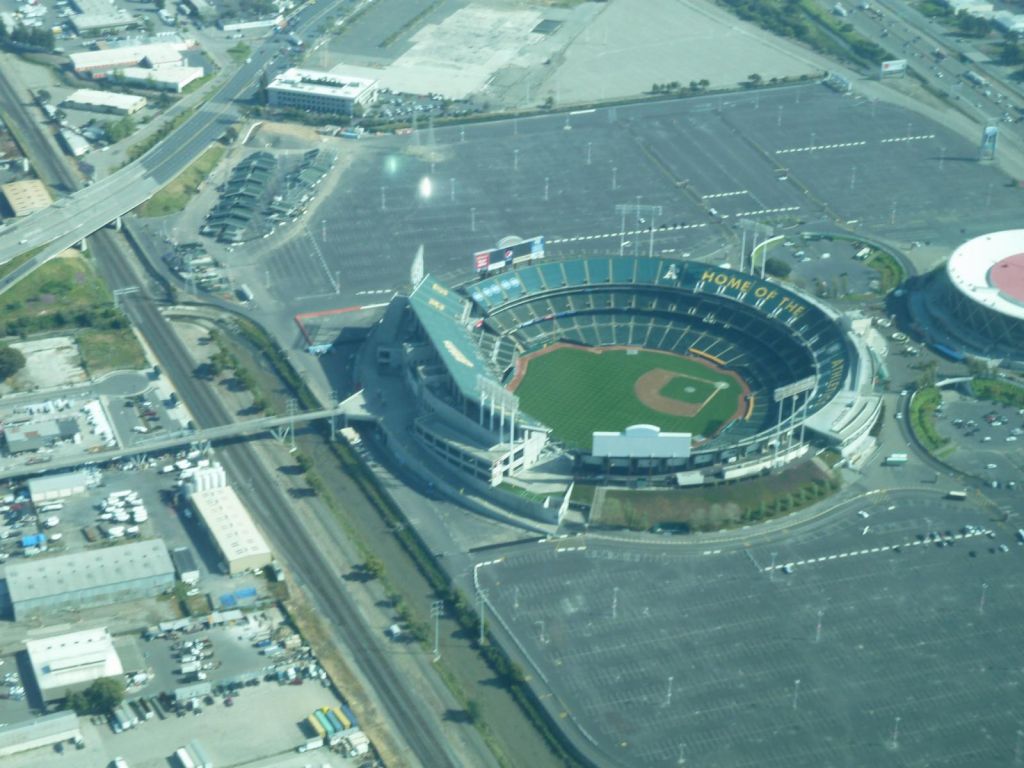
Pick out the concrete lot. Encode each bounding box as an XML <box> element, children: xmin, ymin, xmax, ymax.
<box><xmin>247</xmin><ymin>84</ymin><xmax>1020</xmax><ymax>318</ymax></box>
<box><xmin>478</xmin><ymin>489</ymin><xmax>1024</xmax><ymax>767</ymax></box>
<box><xmin>2</xmin><ymin>678</ymin><xmax>361</xmax><ymax>768</ymax></box>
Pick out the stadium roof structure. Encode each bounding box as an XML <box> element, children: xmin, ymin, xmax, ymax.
<box><xmin>947</xmin><ymin>229</ymin><xmax>1024</xmax><ymax>321</ymax></box>
<box><xmin>408</xmin><ymin>275</ymin><xmax>501</xmax><ymax>401</ymax></box>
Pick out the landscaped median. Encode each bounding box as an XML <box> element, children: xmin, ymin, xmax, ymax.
<box><xmin>971</xmin><ymin>378</ymin><xmax>1024</xmax><ymax>408</ymax></box>
<box><xmin>908</xmin><ymin>386</ymin><xmax>949</xmax><ymax>454</ymax></box>
<box><xmin>137</xmin><ymin>144</ymin><xmax>227</xmax><ymax>218</ymax></box>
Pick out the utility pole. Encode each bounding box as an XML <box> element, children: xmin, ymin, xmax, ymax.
<box><xmin>431</xmin><ymin>600</ymin><xmax>443</xmax><ymax>661</ymax></box>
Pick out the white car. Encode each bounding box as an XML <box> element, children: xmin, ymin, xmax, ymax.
<box><xmin>986</xmin><ymin>463</ymin><xmax>998</xmax><ymax>470</ymax></box>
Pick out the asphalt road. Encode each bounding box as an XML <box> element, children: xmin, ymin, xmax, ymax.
<box><xmin>0</xmin><ymin>24</ymin><xmax>468</xmax><ymax>765</ymax></box>
<box><xmin>0</xmin><ymin>0</ymin><xmax>349</xmax><ymax>265</ymax></box>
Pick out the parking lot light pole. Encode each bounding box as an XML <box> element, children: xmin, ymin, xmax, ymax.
<box><xmin>478</xmin><ymin>588</ymin><xmax>488</xmax><ymax>645</ymax></box>
<box><xmin>431</xmin><ymin>600</ymin><xmax>443</xmax><ymax>662</ymax></box>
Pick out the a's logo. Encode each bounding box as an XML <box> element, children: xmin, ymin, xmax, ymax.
<box><xmin>444</xmin><ymin>340</ymin><xmax>474</xmax><ymax>367</ymax></box>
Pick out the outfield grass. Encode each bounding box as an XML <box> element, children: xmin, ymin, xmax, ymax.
<box><xmin>138</xmin><ymin>144</ymin><xmax>226</xmax><ymax>218</ymax></box>
<box><xmin>512</xmin><ymin>346</ymin><xmax>744</xmax><ymax>450</ymax></box>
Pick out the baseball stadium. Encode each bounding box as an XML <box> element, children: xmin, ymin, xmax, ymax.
<box><xmin>364</xmin><ymin>252</ymin><xmax>879</xmax><ymax>524</ymax></box>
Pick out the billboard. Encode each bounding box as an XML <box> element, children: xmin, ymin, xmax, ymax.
<box><xmin>473</xmin><ymin>236</ymin><xmax>545</xmax><ymax>273</ymax></box>
<box><xmin>880</xmin><ymin>59</ymin><xmax>907</xmax><ymax>77</ymax></box>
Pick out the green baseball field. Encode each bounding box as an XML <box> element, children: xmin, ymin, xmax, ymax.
<box><xmin>509</xmin><ymin>345</ymin><xmax>748</xmax><ymax>451</ymax></box>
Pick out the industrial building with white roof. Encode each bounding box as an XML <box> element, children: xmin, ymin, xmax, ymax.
<box><xmin>26</xmin><ymin>627</ymin><xmax>124</xmax><ymax>701</ymax></box>
<box><xmin>185</xmin><ymin>465</ymin><xmax>273</xmax><ymax>575</ymax></box>
<box><xmin>63</xmin><ymin>88</ymin><xmax>147</xmax><ymax>115</ymax></box>
<box><xmin>267</xmin><ymin>68</ymin><xmax>378</xmax><ymax>115</ymax></box>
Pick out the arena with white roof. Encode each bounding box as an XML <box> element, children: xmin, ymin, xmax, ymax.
<box><xmin>942</xmin><ymin>230</ymin><xmax>1024</xmax><ymax>356</ymax></box>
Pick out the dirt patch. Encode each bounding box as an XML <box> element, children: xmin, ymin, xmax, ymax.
<box><xmin>634</xmin><ymin>368</ymin><xmax>717</xmax><ymax>416</ymax></box>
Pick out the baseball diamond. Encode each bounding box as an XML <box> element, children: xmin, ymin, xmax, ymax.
<box><xmin>509</xmin><ymin>344</ymin><xmax>748</xmax><ymax>450</ymax></box>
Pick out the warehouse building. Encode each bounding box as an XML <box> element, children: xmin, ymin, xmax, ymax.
<box><xmin>267</xmin><ymin>68</ymin><xmax>378</xmax><ymax>116</ymax></box>
<box><xmin>4</xmin><ymin>418</ymin><xmax>80</xmax><ymax>455</ymax></box>
<box><xmin>4</xmin><ymin>540</ymin><xmax>175</xmax><ymax>620</ymax></box>
<box><xmin>0</xmin><ymin>712</ymin><xmax>81</xmax><ymax>758</ymax></box>
<box><xmin>114</xmin><ymin>64</ymin><xmax>205</xmax><ymax>93</ymax></box>
<box><xmin>185</xmin><ymin>466</ymin><xmax>273</xmax><ymax>575</ymax></box>
<box><xmin>27</xmin><ymin>468</ymin><xmax>94</xmax><ymax>504</ymax></box>
<box><xmin>26</xmin><ymin>627</ymin><xmax>128</xmax><ymax>704</ymax></box>
<box><xmin>63</xmin><ymin>89</ymin><xmax>147</xmax><ymax>115</ymax></box>
<box><xmin>69</xmin><ymin>42</ymin><xmax>191</xmax><ymax>74</ymax></box>
<box><xmin>1</xmin><ymin>179</ymin><xmax>52</xmax><ymax>217</ymax></box>
<box><xmin>70</xmin><ymin>12</ymin><xmax>140</xmax><ymax>35</ymax></box>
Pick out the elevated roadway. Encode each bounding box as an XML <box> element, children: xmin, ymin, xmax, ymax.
<box><xmin>0</xmin><ymin>3</ymin><xmax>471</xmax><ymax>762</ymax></box>
<box><xmin>0</xmin><ymin>404</ymin><xmax>378</xmax><ymax>484</ymax></box>
<box><xmin>0</xmin><ymin>0</ymin><xmax>341</xmax><ymax>266</ymax></box>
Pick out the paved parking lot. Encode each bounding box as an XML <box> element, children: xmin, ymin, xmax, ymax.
<box><xmin>931</xmin><ymin>390</ymin><xmax>1024</xmax><ymax>487</ymax></box>
<box><xmin>248</xmin><ymin>85</ymin><xmax>1020</xmax><ymax>318</ymax></box>
<box><xmin>478</xmin><ymin>489</ymin><xmax>1024</xmax><ymax>767</ymax></box>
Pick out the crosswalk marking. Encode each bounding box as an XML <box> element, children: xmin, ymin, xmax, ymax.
<box><xmin>764</xmin><ymin>530</ymin><xmax>991</xmax><ymax>573</ymax></box>
<box><xmin>702</xmin><ymin>190</ymin><xmax>748</xmax><ymax>200</ymax></box>
<box><xmin>548</xmin><ymin>222</ymin><xmax>708</xmax><ymax>245</ymax></box>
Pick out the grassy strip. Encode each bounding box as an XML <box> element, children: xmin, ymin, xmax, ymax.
<box><xmin>227</xmin><ymin>42</ymin><xmax>251</xmax><ymax>62</ymax></box>
<box><xmin>865</xmin><ymin>251</ymin><xmax>905</xmax><ymax>293</ymax></box>
<box><xmin>0</xmin><ymin>256</ymin><xmax>145</xmax><ymax>374</ymax></box>
<box><xmin>971</xmin><ymin>378</ymin><xmax>1024</xmax><ymax>408</ymax></box>
<box><xmin>909</xmin><ymin>386</ymin><xmax>949</xmax><ymax>452</ymax></box>
<box><xmin>0</xmin><ymin>248</ymin><xmax>40</xmax><ymax>283</ymax></box>
<box><xmin>182</xmin><ymin>73</ymin><xmax>215</xmax><ymax>95</ymax></box>
<box><xmin>78</xmin><ymin>328</ymin><xmax>146</xmax><ymax>375</ymax></box>
<box><xmin>598</xmin><ymin>461</ymin><xmax>839</xmax><ymax>531</ymax></box>
<box><xmin>125</xmin><ymin>106</ymin><xmax>197</xmax><ymax>163</ymax></box>
<box><xmin>229</xmin><ymin>317</ymin><xmax>587</xmax><ymax>767</ymax></box>
<box><xmin>137</xmin><ymin>144</ymin><xmax>226</xmax><ymax>218</ymax></box>
<box><xmin>719</xmin><ymin>0</ymin><xmax>887</xmax><ymax>68</ymax></box>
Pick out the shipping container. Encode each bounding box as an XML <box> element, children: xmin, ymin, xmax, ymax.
<box><xmin>324</xmin><ymin>707</ymin><xmax>343</xmax><ymax>733</ymax></box>
<box><xmin>313</xmin><ymin>708</ymin><xmax>335</xmax><ymax>735</ymax></box>
<box><xmin>332</xmin><ymin>706</ymin><xmax>351</xmax><ymax>730</ymax></box>
<box><xmin>306</xmin><ymin>714</ymin><xmax>326</xmax><ymax>738</ymax></box>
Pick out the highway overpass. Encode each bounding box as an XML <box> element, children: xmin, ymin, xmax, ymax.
<box><xmin>0</xmin><ymin>0</ymin><xmax>340</xmax><ymax>267</ymax></box>
<box><xmin>0</xmin><ymin>403</ymin><xmax>377</xmax><ymax>484</ymax></box>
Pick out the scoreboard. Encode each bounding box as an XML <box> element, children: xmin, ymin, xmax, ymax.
<box><xmin>473</xmin><ymin>236</ymin><xmax>545</xmax><ymax>273</ymax></box>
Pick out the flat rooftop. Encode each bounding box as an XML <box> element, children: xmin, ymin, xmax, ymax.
<box><xmin>268</xmin><ymin>68</ymin><xmax>377</xmax><ymax>99</ymax></box>
<box><xmin>5</xmin><ymin>540</ymin><xmax>174</xmax><ymax>605</ymax></box>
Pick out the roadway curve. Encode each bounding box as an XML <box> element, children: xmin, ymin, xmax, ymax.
<box><xmin>0</xmin><ymin>9</ymin><xmax>465</xmax><ymax>762</ymax></box>
<box><xmin>0</xmin><ymin>0</ymin><xmax>340</xmax><ymax>264</ymax></box>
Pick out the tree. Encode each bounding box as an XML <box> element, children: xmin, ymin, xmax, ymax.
<box><xmin>65</xmin><ymin>676</ymin><xmax>125</xmax><ymax>715</ymax></box>
<box><xmin>764</xmin><ymin>257</ymin><xmax>792</xmax><ymax>278</ymax></box>
<box><xmin>0</xmin><ymin>344</ymin><xmax>25</xmax><ymax>382</ymax></box>
<box><xmin>466</xmin><ymin>699</ymin><xmax>481</xmax><ymax>723</ymax></box>
<box><xmin>917</xmin><ymin>361</ymin><xmax>938</xmax><ymax>389</ymax></box>
<box><xmin>102</xmin><ymin>117</ymin><xmax>132</xmax><ymax>143</ymax></box>
<box><xmin>364</xmin><ymin>556</ymin><xmax>384</xmax><ymax>580</ymax></box>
